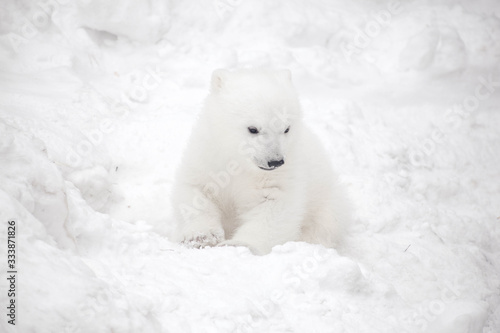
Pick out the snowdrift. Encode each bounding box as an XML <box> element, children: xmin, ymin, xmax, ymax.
<box><xmin>0</xmin><ymin>0</ymin><xmax>499</xmax><ymax>332</ymax></box>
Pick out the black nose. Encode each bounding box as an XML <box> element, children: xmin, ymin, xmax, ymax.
<box><xmin>268</xmin><ymin>159</ymin><xmax>284</xmax><ymax>168</ymax></box>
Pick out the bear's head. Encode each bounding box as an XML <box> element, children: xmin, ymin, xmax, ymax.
<box><xmin>204</xmin><ymin>69</ymin><xmax>303</xmax><ymax>172</ymax></box>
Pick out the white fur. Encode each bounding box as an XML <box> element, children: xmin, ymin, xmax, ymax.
<box><xmin>171</xmin><ymin>69</ymin><xmax>350</xmax><ymax>255</ymax></box>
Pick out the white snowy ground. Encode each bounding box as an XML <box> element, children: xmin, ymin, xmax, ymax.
<box><xmin>0</xmin><ymin>0</ymin><xmax>499</xmax><ymax>332</ymax></box>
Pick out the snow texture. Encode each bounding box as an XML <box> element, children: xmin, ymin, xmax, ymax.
<box><xmin>0</xmin><ymin>0</ymin><xmax>499</xmax><ymax>332</ymax></box>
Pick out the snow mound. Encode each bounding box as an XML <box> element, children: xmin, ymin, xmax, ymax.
<box><xmin>75</xmin><ymin>0</ymin><xmax>170</xmax><ymax>43</ymax></box>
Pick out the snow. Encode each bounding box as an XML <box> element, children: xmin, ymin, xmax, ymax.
<box><xmin>0</xmin><ymin>0</ymin><xmax>499</xmax><ymax>332</ymax></box>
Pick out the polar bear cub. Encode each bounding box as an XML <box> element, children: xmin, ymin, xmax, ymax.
<box><xmin>171</xmin><ymin>69</ymin><xmax>350</xmax><ymax>255</ymax></box>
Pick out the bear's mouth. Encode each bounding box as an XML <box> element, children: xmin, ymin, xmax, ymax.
<box><xmin>259</xmin><ymin>166</ymin><xmax>277</xmax><ymax>171</ymax></box>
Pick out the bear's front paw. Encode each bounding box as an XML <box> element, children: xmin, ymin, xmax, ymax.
<box><xmin>181</xmin><ymin>228</ymin><xmax>225</xmax><ymax>249</ymax></box>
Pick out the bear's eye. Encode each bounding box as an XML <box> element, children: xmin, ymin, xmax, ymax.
<box><xmin>284</xmin><ymin>126</ymin><xmax>290</xmax><ymax>134</ymax></box>
<box><xmin>248</xmin><ymin>127</ymin><xmax>259</xmax><ymax>134</ymax></box>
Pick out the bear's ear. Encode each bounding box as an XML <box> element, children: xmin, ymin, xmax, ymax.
<box><xmin>211</xmin><ymin>69</ymin><xmax>229</xmax><ymax>93</ymax></box>
<box><xmin>275</xmin><ymin>69</ymin><xmax>292</xmax><ymax>83</ymax></box>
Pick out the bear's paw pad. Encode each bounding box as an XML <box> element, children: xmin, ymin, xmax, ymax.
<box><xmin>182</xmin><ymin>229</ymin><xmax>224</xmax><ymax>249</ymax></box>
